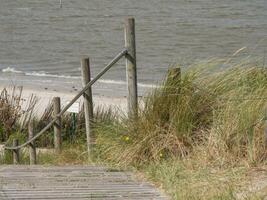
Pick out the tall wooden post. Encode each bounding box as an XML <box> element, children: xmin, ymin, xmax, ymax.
<box><xmin>125</xmin><ymin>17</ymin><xmax>138</xmax><ymax>118</ymax></box>
<box><xmin>166</xmin><ymin>68</ymin><xmax>181</xmax><ymax>84</ymax></box>
<box><xmin>81</xmin><ymin>57</ymin><xmax>93</xmax><ymax>156</ymax></box>
<box><xmin>12</xmin><ymin>139</ymin><xmax>19</xmax><ymax>164</ymax></box>
<box><xmin>166</xmin><ymin>67</ymin><xmax>181</xmax><ymax>91</ymax></box>
<box><xmin>53</xmin><ymin>97</ymin><xmax>61</xmax><ymax>153</ymax></box>
<box><xmin>28</xmin><ymin>121</ymin><xmax>37</xmax><ymax>165</ymax></box>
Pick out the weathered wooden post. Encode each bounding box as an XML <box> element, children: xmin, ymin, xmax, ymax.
<box><xmin>81</xmin><ymin>57</ymin><xmax>93</xmax><ymax>155</ymax></box>
<box><xmin>28</xmin><ymin>121</ymin><xmax>36</xmax><ymax>165</ymax></box>
<box><xmin>166</xmin><ymin>67</ymin><xmax>181</xmax><ymax>92</ymax></box>
<box><xmin>166</xmin><ymin>68</ymin><xmax>181</xmax><ymax>84</ymax></box>
<box><xmin>125</xmin><ymin>17</ymin><xmax>138</xmax><ymax>118</ymax></box>
<box><xmin>53</xmin><ymin>97</ymin><xmax>61</xmax><ymax>153</ymax></box>
<box><xmin>12</xmin><ymin>139</ymin><xmax>19</xmax><ymax>164</ymax></box>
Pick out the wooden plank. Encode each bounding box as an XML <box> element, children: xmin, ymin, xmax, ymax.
<box><xmin>0</xmin><ymin>165</ymin><xmax>167</xmax><ymax>200</ymax></box>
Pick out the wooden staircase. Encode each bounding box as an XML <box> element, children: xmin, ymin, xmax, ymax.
<box><xmin>0</xmin><ymin>165</ymin><xmax>167</xmax><ymax>200</ymax></box>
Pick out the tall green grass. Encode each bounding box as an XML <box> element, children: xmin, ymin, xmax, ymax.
<box><xmin>93</xmin><ymin>59</ymin><xmax>267</xmax><ymax>199</ymax></box>
<box><xmin>95</xmin><ymin>60</ymin><xmax>267</xmax><ymax>167</ymax></box>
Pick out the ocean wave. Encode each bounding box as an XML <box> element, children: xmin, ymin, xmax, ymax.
<box><xmin>2</xmin><ymin>67</ymin><xmax>78</xmax><ymax>79</ymax></box>
<box><xmin>2</xmin><ymin>67</ymin><xmax>24</xmax><ymax>74</ymax></box>
<box><xmin>98</xmin><ymin>79</ymin><xmax>156</xmax><ymax>88</ymax></box>
<box><xmin>98</xmin><ymin>79</ymin><xmax>126</xmax><ymax>85</ymax></box>
<box><xmin>1</xmin><ymin>67</ymin><xmax>156</xmax><ymax>88</ymax></box>
<box><xmin>25</xmin><ymin>71</ymin><xmax>79</xmax><ymax>79</ymax></box>
<box><xmin>137</xmin><ymin>83</ymin><xmax>157</xmax><ymax>88</ymax></box>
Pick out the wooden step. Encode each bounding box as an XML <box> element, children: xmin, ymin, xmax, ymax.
<box><xmin>0</xmin><ymin>165</ymin><xmax>167</xmax><ymax>200</ymax></box>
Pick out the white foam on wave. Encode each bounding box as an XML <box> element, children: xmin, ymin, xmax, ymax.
<box><xmin>25</xmin><ymin>71</ymin><xmax>79</xmax><ymax>79</ymax></box>
<box><xmin>1</xmin><ymin>67</ymin><xmax>78</xmax><ymax>79</ymax></box>
<box><xmin>2</xmin><ymin>67</ymin><xmax>24</xmax><ymax>74</ymax></box>
<box><xmin>98</xmin><ymin>79</ymin><xmax>157</xmax><ymax>88</ymax></box>
<box><xmin>1</xmin><ymin>67</ymin><xmax>156</xmax><ymax>88</ymax></box>
<box><xmin>138</xmin><ymin>83</ymin><xmax>158</xmax><ymax>88</ymax></box>
<box><xmin>98</xmin><ymin>79</ymin><xmax>126</xmax><ymax>85</ymax></box>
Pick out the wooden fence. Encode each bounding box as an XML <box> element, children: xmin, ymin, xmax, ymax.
<box><xmin>4</xmin><ymin>18</ymin><xmax>138</xmax><ymax>164</ymax></box>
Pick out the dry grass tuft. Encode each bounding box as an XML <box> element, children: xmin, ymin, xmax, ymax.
<box><xmin>0</xmin><ymin>86</ymin><xmax>37</xmax><ymax>141</ymax></box>
<box><xmin>95</xmin><ymin>59</ymin><xmax>267</xmax><ymax>167</ymax></box>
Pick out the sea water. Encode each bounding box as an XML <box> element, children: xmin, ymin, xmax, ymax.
<box><xmin>0</xmin><ymin>0</ymin><xmax>266</xmax><ymax>96</ymax></box>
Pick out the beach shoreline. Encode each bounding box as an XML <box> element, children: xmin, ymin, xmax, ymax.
<box><xmin>0</xmin><ymin>85</ymin><xmax>128</xmax><ymax>117</ymax></box>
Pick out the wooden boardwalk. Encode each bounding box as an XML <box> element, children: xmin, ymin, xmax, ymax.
<box><xmin>0</xmin><ymin>165</ymin><xmax>167</xmax><ymax>200</ymax></box>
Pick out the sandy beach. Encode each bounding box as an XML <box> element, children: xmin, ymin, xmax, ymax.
<box><xmin>0</xmin><ymin>85</ymin><xmax>127</xmax><ymax>117</ymax></box>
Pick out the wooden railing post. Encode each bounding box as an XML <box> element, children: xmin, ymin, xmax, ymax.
<box><xmin>29</xmin><ymin>121</ymin><xmax>36</xmax><ymax>165</ymax></box>
<box><xmin>166</xmin><ymin>67</ymin><xmax>181</xmax><ymax>92</ymax></box>
<box><xmin>53</xmin><ymin>97</ymin><xmax>61</xmax><ymax>153</ymax></box>
<box><xmin>125</xmin><ymin>17</ymin><xmax>138</xmax><ymax>119</ymax></box>
<box><xmin>81</xmin><ymin>57</ymin><xmax>93</xmax><ymax>156</ymax></box>
<box><xmin>166</xmin><ymin>68</ymin><xmax>181</xmax><ymax>83</ymax></box>
<box><xmin>12</xmin><ymin>139</ymin><xmax>19</xmax><ymax>164</ymax></box>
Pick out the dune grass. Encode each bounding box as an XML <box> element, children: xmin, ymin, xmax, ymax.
<box><xmin>92</xmin><ymin>59</ymin><xmax>267</xmax><ymax>199</ymax></box>
<box><xmin>1</xmin><ymin>59</ymin><xmax>267</xmax><ymax>199</ymax></box>
<box><xmin>95</xmin><ymin>60</ymin><xmax>267</xmax><ymax>167</ymax></box>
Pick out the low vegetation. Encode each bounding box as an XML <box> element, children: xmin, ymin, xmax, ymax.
<box><xmin>93</xmin><ymin>59</ymin><xmax>267</xmax><ymax>199</ymax></box>
<box><xmin>1</xmin><ymin>59</ymin><xmax>267</xmax><ymax>199</ymax></box>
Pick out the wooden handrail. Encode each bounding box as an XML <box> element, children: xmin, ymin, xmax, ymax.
<box><xmin>4</xmin><ymin>49</ymin><xmax>127</xmax><ymax>150</ymax></box>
